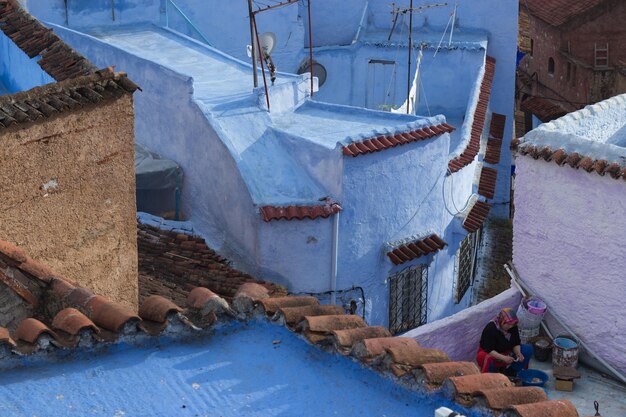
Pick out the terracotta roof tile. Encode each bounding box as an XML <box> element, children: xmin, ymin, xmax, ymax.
<box><xmin>186</xmin><ymin>287</ymin><xmax>229</xmax><ymax>316</ymax></box>
<box><xmin>331</xmin><ymin>326</ymin><xmax>391</xmax><ymax>353</ymax></box>
<box><xmin>233</xmin><ymin>282</ymin><xmax>270</xmax><ymax>313</ymax></box>
<box><xmin>386</xmin><ymin>345</ymin><xmax>450</xmax><ymax>369</ymax></box>
<box><xmin>342</xmin><ymin>123</ymin><xmax>455</xmax><ymax>157</ymax></box>
<box><xmin>419</xmin><ymin>361</ymin><xmax>480</xmax><ymax>387</ymax></box>
<box><xmin>303</xmin><ymin>314</ymin><xmax>367</xmax><ymax>332</ymax></box>
<box><xmin>478</xmin><ymin>166</ymin><xmax>498</xmax><ymax>199</ymax></box>
<box><xmin>463</xmin><ymin>200</ymin><xmax>492</xmax><ymax>232</ymax></box>
<box><xmin>520</xmin><ymin>96</ymin><xmax>568</xmax><ymax>123</ymax></box>
<box><xmin>0</xmin><ymin>69</ymin><xmax>140</xmax><ymax>130</ymax></box>
<box><xmin>277</xmin><ymin>304</ymin><xmax>345</xmax><ymax>327</ymax></box>
<box><xmin>508</xmin><ymin>399</ymin><xmax>579</xmax><ymax>417</ymax></box>
<box><xmin>523</xmin><ymin>0</ymin><xmax>605</xmax><ymax>26</ymax></box>
<box><xmin>0</xmin><ymin>240</ymin><xmax>28</xmax><ymax>263</ymax></box>
<box><xmin>517</xmin><ymin>144</ymin><xmax>626</xmax><ymax>182</ymax></box>
<box><xmin>0</xmin><ymin>268</ymin><xmax>39</xmax><ymax>306</ymax></box>
<box><xmin>351</xmin><ymin>337</ymin><xmax>419</xmax><ymax>362</ymax></box>
<box><xmin>448</xmin><ymin>373</ymin><xmax>513</xmax><ymax>402</ymax></box>
<box><xmin>0</xmin><ymin>327</ymin><xmax>16</xmax><ymax>347</ymax></box>
<box><xmin>14</xmin><ymin>318</ymin><xmax>57</xmax><ymax>344</ymax></box>
<box><xmin>139</xmin><ymin>295</ymin><xmax>183</xmax><ymax>323</ymax></box>
<box><xmin>258</xmin><ymin>296</ymin><xmax>319</xmax><ymax>315</ymax></box>
<box><xmin>449</xmin><ymin>57</ymin><xmax>495</xmax><ymax>173</ymax></box>
<box><xmin>87</xmin><ymin>300</ymin><xmax>141</xmax><ymax>333</ymax></box>
<box><xmin>138</xmin><ymin>223</ymin><xmax>283</xmax><ymax>303</ymax></box>
<box><xmin>0</xmin><ymin>0</ymin><xmax>96</xmax><ymax>81</ymax></box>
<box><xmin>484</xmin><ymin>115</ymin><xmax>505</xmax><ymax>165</ymax></box>
<box><xmin>386</xmin><ymin>234</ymin><xmax>447</xmax><ymax>265</ymax></box>
<box><xmin>260</xmin><ymin>201</ymin><xmax>341</xmax><ymax>222</ymax></box>
<box><xmin>477</xmin><ymin>387</ymin><xmax>548</xmax><ymax>411</ymax></box>
<box><xmin>51</xmin><ymin>308</ymin><xmax>99</xmax><ymax>336</ymax></box>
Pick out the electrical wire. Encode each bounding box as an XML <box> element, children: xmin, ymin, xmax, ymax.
<box><xmin>389</xmin><ymin>168</ymin><xmax>445</xmax><ymax>242</ymax></box>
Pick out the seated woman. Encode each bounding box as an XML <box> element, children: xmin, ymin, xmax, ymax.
<box><xmin>476</xmin><ymin>308</ymin><xmax>533</xmax><ymax>374</ymax></box>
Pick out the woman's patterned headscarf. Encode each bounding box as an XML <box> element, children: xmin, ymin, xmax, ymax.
<box><xmin>492</xmin><ymin>308</ymin><xmax>518</xmax><ymax>340</ymax></box>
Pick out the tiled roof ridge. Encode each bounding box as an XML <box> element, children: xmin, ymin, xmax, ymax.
<box><xmin>523</xmin><ymin>0</ymin><xmax>607</xmax><ymax>27</ymax></box>
<box><xmin>520</xmin><ymin>96</ymin><xmax>568</xmax><ymax>123</ymax></box>
<box><xmin>0</xmin><ymin>239</ymin><xmax>57</xmax><ymax>308</ymax></box>
<box><xmin>448</xmin><ymin>56</ymin><xmax>496</xmax><ymax>173</ymax></box>
<box><xmin>477</xmin><ymin>165</ymin><xmax>498</xmax><ymax>199</ymax></box>
<box><xmin>0</xmin><ymin>275</ymin><xmax>583</xmax><ymax>416</ymax></box>
<box><xmin>386</xmin><ymin>233</ymin><xmax>448</xmax><ymax>265</ymax></box>
<box><xmin>229</xmin><ymin>283</ymin><xmax>583</xmax><ymax>417</ymax></box>
<box><xmin>259</xmin><ymin>199</ymin><xmax>342</xmax><ymax>222</ymax></box>
<box><xmin>483</xmin><ymin>113</ymin><xmax>505</xmax><ymax>166</ymax></box>
<box><xmin>462</xmin><ymin>198</ymin><xmax>492</xmax><ymax>233</ymax></box>
<box><xmin>342</xmin><ymin>123</ymin><xmax>456</xmax><ymax>157</ymax></box>
<box><xmin>0</xmin><ymin>68</ymin><xmax>140</xmax><ymax>130</ymax></box>
<box><xmin>137</xmin><ymin>221</ymin><xmax>286</xmax><ymax>304</ymax></box>
<box><xmin>0</xmin><ymin>0</ymin><xmax>97</xmax><ymax>81</ymax></box>
<box><xmin>515</xmin><ymin>143</ymin><xmax>626</xmax><ymax>181</ymax></box>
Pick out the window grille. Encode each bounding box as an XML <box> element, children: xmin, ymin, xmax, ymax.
<box><xmin>594</xmin><ymin>43</ymin><xmax>609</xmax><ymax>68</ymax></box>
<box><xmin>455</xmin><ymin>232</ymin><xmax>479</xmax><ymax>304</ymax></box>
<box><xmin>388</xmin><ymin>264</ymin><xmax>428</xmax><ymax>334</ymax></box>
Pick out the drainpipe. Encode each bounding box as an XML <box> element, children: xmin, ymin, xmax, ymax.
<box><xmin>330</xmin><ymin>211</ymin><xmax>339</xmax><ymax>305</ymax></box>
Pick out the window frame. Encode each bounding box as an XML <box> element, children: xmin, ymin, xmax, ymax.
<box><xmin>454</xmin><ymin>231</ymin><xmax>480</xmax><ymax>304</ymax></box>
<box><xmin>388</xmin><ymin>264</ymin><xmax>428</xmax><ymax>335</ymax></box>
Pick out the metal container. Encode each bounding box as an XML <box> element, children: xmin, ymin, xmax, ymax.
<box><xmin>533</xmin><ymin>336</ymin><xmax>552</xmax><ymax>362</ymax></box>
<box><xmin>552</xmin><ymin>335</ymin><xmax>579</xmax><ymax>368</ymax></box>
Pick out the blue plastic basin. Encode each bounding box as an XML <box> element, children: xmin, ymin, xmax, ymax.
<box><xmin>517</xmin><ymin>369</ymin><xmax>549</xmax><ymax>387</ymax></box>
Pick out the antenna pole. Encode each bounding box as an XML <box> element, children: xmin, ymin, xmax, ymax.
<box><xmin>406</xmin><ymin>0</ymin><xmax>413</xmax><ymax>114</ymax></box>
<box><xmin>247</xmin><ymin>0</ymin><xmax>258</xmax><ymax>88</ymax></box>
<box><xmin>308</xmin><ymin>0</ymin><xmax>314</xmax><ymax>96</ymax></box>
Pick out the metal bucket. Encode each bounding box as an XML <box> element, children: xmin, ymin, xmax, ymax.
<box><xmin>533</xmin><ymin>337</ymin><xmax>552</xmax><ymax>362</ymax></box>
<box><xmin>552</xmin><ymin>335</ymin><xmax>579</xmax><ymax>368</ymax></box>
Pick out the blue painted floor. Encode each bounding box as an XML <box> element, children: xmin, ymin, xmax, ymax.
<box><xmin>0</xmin><ymin>321</ymin><xmax>481</xmax><ymax>417</ymax></box>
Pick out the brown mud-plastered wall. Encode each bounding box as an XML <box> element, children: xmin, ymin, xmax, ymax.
<box><xmin>0</xmin><ymin>95</ymin><xmax>138</xmax><ymax>310</ymax></box>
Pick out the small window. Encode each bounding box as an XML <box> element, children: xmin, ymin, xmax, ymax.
<box><xmin>548</xmin><ymin>57</ymin><xmax>555</xmax><ymax>76</ymax></box>
<box><xmin>389</xmin><ymin>264</ymin><xmax>428</xmax><ymax>334</ymax></box>
<box><xmin>454</xmin><ymin>232</ymin><xmax>479</xmax><ymax>303</ymax></box>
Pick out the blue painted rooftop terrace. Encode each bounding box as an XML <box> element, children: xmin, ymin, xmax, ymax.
<box><xmin>0</xmin><ymin>321</ymin><xmax>482</xmax><ymax>417</ymax></box>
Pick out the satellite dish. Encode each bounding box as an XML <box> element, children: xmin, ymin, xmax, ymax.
<box><xmin>259</xmin><ymin>32</ymin><xmax>276</xmax><ymax>56</ymax></box>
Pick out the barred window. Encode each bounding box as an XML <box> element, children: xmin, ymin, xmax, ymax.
<box><xmin>455</xmin><ymin>232</ymin><xmax>479</xmax><ymax>304</ymax></box>
<box><xmin>389</xmin><ymin>264</ymin><xmax>428</xmax><ymax>334</ymax></box>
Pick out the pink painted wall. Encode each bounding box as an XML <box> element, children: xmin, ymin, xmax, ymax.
<box><xmin>403</xmin><ymin>288</ymin><xmax>522</xmax><ymax>361</ymax></box>
<box><xmin>513</xmin><ymin>157</ymin><xmax>626</xmax><ymax>374</ymax></box>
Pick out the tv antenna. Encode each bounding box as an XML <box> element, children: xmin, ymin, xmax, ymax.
<box><xmin>388</xmin><ymin>1</ymin><xmax>447</xmax><ymax>114</ymax></box>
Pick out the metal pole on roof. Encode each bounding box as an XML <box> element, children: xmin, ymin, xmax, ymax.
<box><xmin>308</xmin><ymin>0</ymin><xmax>314</xmax><ymax>97</ymax></box>
<box><xmin>406</xmin><ymin>0</ymin><xmax>413</xmax><ymax>114</ymax></box>
<box><xmin>247</xmin><ymin>0</ymin><xmax>259</xmax><ymax>88</ymax></box>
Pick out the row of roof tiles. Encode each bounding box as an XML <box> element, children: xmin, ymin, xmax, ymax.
<box><xmin>233</xmin><ymin>283</ymin><xmax>587</xmax><ymax>417</ymax></box>
<box><xmin>463</xmin><ymin>200</ymin><xmax>492</xmax><ymax>233</ymax></box>
<box><xmin>0</xmin><ymin>68</ymin><xmax>140</xmax><ymax>129</ymax></box>
<box><xmin>259</xmin><ymin>200</ymin><xmax>342</xmax><ymax>222</ymax></box>
<box><xmin>448</xmin><ymin>56</ymin><xmax>496</xmax><ymax>173</ymax></box>
<box><xmin>0</xmin><ymin>238</ymin><xmax>587</xmax><ymax>417</ymax></box>
<box><xmin>342</xmin><ymin>123</ymin><xmax>456</xmax><ymax>157</ymax></box>
<box><xmin>514</xmin><ymin>142</ymin><xmax>626</xmax><ymax>182</ymax></box>
<box><xmin>386</xmin><ymin>234</ymin><xmax>448</xmax><ymax>265</ymax></box>
<box><xmin>0</xmin><ymin>0</ymin><xmax>96</xmax><ymax>81</ymax></box>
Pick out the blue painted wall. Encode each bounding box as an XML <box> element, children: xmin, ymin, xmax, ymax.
<box><xmin>19</xmin><ymin>0</ymin><xmax>518</xmax><ymax>328</ymax></box>
<box><xmin>0</xmin><ymin>31</ymin><xmax>54</xmax><ymax>93</ymax></box>
<box><xmin>24</xmin><ymin>0</ymin><xmax>160</xmax><ymax>27</ymax></box>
